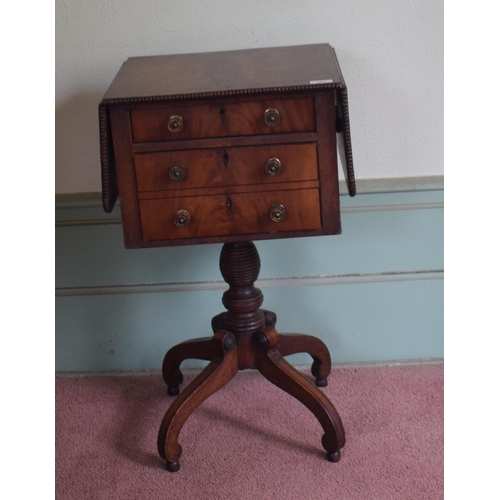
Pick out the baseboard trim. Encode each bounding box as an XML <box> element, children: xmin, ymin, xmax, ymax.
<box><xmin>55</xmin><ymin>357</ymin><xmax>444</xmax><ymax>378</ymax></box>
<box><xmin>55</xmin><ymin>176</ymin><xmax>444</xmax><ymax>227</ymax></box>
<box><xmin>55</xmin><ymin>175</ymin><xmax>444</xmax><ymax>207</ymax></box>
<box><xmin>55</xmin><ymin>269</ymin><xmax>443</xmax><ymax>297</ymax></box>
<box><xmin>342</xmin><ymin>202</ymin><xmax>443</xmax><ymax>213</ymax></box>
<box><xmin>56</xmin><ymin>218</ymin><xmax>122</xmax><ymax>227</ymax></box>
<box><xmin>55</xmin><ymin>201</ymin><xmax>444</xmax><ymax>228</ymax></box>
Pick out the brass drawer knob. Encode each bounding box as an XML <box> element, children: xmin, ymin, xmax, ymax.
<box><xmin>169</xmin><ymin>164</ymin><xmax>186</xmax><ymax>181</ymax></box>
<box><xmin>168</xmin><ymin>115</ymin><xmax>184</xmax><ymax>132</ymax></box>
<box><xmin>264</xmin><ymin>108</ymin><xmax>280</xmax><ymax>126</ymax></box>
<box><xmin>265</xmin><ymin>158</ymin><xmax>281</xmax><ymax>176</ymax></box>
<box><xmin>174</xmin><ymin>210</ymin><xmax>190</xmax><ymax>228</ymax></box>
<box><xmin>270</xmin><ymin>204</ymin><xmax>285</xmax><ymax>222</ymax></box>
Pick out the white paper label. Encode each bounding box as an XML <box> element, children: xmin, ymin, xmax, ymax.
<box><xmin>309</xmin><ymin>79</ymin><xmax>333</xmax><ymax>84</ymax></box>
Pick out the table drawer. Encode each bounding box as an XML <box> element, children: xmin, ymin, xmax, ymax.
<box><xmin>130</xmin><ymin>97</ymin><xmax>315</xmax><ymax>143</ymax></box>
<box><xmin>134</xmin><ymin>143</ymin><xmax>318</xmax><ymax>192</ymax></box>
<box><xmin>139</xmin><ymin>188</ymin><xmax>321</xmax><ymax>241</ymax></box>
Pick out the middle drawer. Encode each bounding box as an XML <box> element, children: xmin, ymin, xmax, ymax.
<box><xmin>134</xmin><ymin>143</ymin><xmax>318</xmax><ymax>192</ymax></box>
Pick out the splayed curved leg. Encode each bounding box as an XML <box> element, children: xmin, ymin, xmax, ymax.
<box><xmin>161</xmin><ymin>336</ymin><xmax>214</xmax><ymax>396</ymax></box>
<box><xmin>278</xmin><ymin>333</ymin><xmax>332</xmax><ymax>387</ymax></box>
<box><xmin>254</xmin><ymin>327</ymin><xmax>345</xmax><ymax>462</ymax></box>
<box><xmin>157</xmin><ymin>330</ymin><xmax>238</xmax><ymax>472</ymax></box>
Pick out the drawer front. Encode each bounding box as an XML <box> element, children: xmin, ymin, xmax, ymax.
<box><xmin>130</xmin><ymin>97</ymin><xmax>315</xmax><ymax>143</ymax></box>
<box><xmin>140</xmin><ymin>195</ymin><xmax>231</xmax><ymax>241</ymax></box>
<box><xmin>139</xmin><ymin>188</ymin><xmax>321</xmax><ymax>241</ymax></box>
<box><xmin>134</xmin><ymin>143</ymin><xmax>318</xmax><ymax>192</ymax></box>
<box><xmin>229</xmin><ymin>189</ymin><xmax>322</xmax><ymax>235</ymax></box>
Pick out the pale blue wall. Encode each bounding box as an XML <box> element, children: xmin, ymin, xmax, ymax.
<box><xmin>55</xmin><ymin>180</ymin><xmax>443</xmax><ymax>372</ymax></box>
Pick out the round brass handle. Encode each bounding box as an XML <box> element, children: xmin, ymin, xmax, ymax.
<box><xmin>265</xmin><ymin>158</ymin><xmax>281</xmax><ymax>176</ymax></box>
<box><xmin>174</xmin><ymin>210</ymin><xmax>190</xmax><ymax>228</ymax></box>
<box><xmin>264</xmin><ymin>108</ymin><xmax>280</xmax><ymax>127</ymax></box>
<box><xmin>168</xmin><ymin>115</ymin><xmax>183</xmax><ymax>132</ymax></box>
<box><xmin>169</xmin><ymin>164</ymin><xmax>186</xmax><ymax>182</ymax></box>
<box><xmin>270</xmin><ymin>204</ymin><xmax>286</xmax><ymax>222</ymax></box>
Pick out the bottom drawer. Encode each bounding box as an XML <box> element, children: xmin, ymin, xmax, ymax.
<box><xmin>139</xmin><ymin>189</ymin><xmax>322</xmax><ymax>241</ymax></box>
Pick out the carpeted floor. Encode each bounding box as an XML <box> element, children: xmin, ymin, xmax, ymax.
<box><xmin>55</xmin><ymin>364</ymin><xmax>443</xmax><ymax>499</ymax></box>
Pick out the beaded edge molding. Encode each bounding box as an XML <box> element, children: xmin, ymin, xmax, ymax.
<box><xmin>99</xmin><ymin>83</ymin><xmax>356</xmax><ymax>213</ymax></box>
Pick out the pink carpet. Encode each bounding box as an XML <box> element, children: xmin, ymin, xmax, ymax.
<box><xmin>56</xmin><ymin>364</ymin><xmax>443</xmax><ymax>499</ymax></box>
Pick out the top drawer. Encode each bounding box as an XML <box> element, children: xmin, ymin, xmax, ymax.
<box><xmin>130</xmin><ymin>97</ymin><xmax>315</xmax><ymax>143</ymax></box>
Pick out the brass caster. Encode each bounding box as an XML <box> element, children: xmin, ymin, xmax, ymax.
<box><xmin>315</xmin><ymin>378</ymin><xmax>328</xmax><ymax>388</ymax></box>
<box><xmin>327</xmin><ymin>450</ymin><xmax>341</xmax><ymax>463</ymax></box>
<box><xmin>165</xmin><ymin>460</ymin><xmax>180</xmax><ymax>472</ymax></box>
<box><xmin>167</xmin><ymin>386</ymin><xmax>180</xmax><ymax>396</ymax></box>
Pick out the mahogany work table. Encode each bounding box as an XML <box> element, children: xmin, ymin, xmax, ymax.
<box><xmin>99</xmin><ymin>43</ymin><xmax>356</xmax><ymax>472</ymax></box>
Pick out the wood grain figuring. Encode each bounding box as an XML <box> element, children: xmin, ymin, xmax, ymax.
<box><xmin>103</xmin><ymin>44</ymin><xmax>343</xmax><ymax>100</ymax></box>
<box><xmin>315</xmin><ymin>92</ymin><xmax>341</xmax><ymax>235</ymax></box>
<box><xmin>131</xmin><ymin>131</ymin><xmax>318</xmax><ymax>154</ymax></box>
<box><xmin>139</xmin><ymin>189</ymin><xmax>321</xmax><ymax>241</ymax></box>
<box><xmin>228</xmin><ymin>189</ymin><xmax>321</xmax><ymax>235</ymax></box>
<box><xmin>136</xmin><ymin>180</ymin><xmax>320</xmax><ymax>201</ymax></box>
<box><xmin>130</xmin><ymin>98</ymin><xmax>315</xmax><ymax>143</ymax></box>
<box><xmin>140</xmin><ymin>195</ymin><xmax>230</xmax><ymax>241</ymax></box>
<box><xmin>134</xmin><ymin>143</ymin><xmax>318</xmax><ymax>192</ymax></box>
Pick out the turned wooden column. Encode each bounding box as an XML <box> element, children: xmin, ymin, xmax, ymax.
<box><xmin>218</xmin><ymin>241</ymin><xmax>266</xmax><ymax>370</ymax></box>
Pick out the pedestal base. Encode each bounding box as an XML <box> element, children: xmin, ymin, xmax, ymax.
<box><xmin>157</xmin><ymin>242</ymin><xmax>345</xmax><ymax>471</ymax></box>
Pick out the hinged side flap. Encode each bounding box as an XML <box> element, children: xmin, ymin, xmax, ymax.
<box><xmin>99</xmin><ymin>102</ymin><xmax>118</xmax><ymax>213</ymax></box>
<box><xmin>336</xmin><ymin>88</ymin><xmax>356</xmax><ymax>197</ymax></box>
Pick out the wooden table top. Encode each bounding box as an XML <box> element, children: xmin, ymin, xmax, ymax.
<box><xmin>103</xmin><ymin>44</ymin><xmax>346</xmax><ymax>100</ymax></box>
